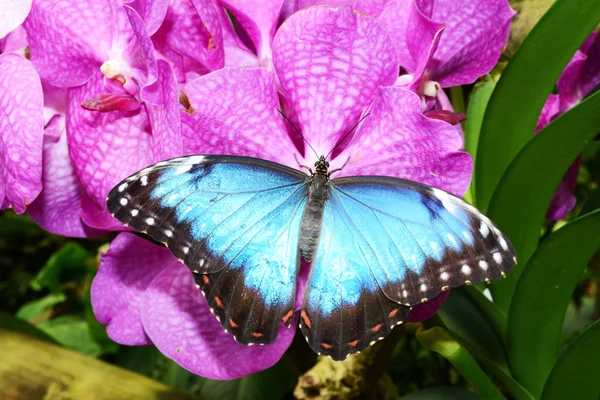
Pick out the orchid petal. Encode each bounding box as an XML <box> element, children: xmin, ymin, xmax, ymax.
<box><xmin>220</xmin><ymin>0</ymin><xmax>284</xmax><ymax>61</ymax></box>
<box><xmin>91</xmin><ymin>233</ymin><xmax>170</xmax><ymax>345</ymax></box>
<box><xmin>0</xmin><ymin>0</ymin><xmax>32</xmax><ymax>39</ymax></box>
<box><xmin>272</xmin><ymin>5</ymin><xmax>398</xmax><ymax>156</ymax></box>
<box><xmin>338</xmin><ymin>87</ymin><xmax>472</xmax><ymax>197</ymax></box>
<box><xmin>0</xmin><ymin>53</ymin><xmax>44</xmax><ymax>213</ymax></box>
<box><xmin>142</xmin><ymin>261</ymin><xmax>296</xmax><ymax>379</ymax></box>
<box><xmin>183</xmin><ymin>68</ymin><xmax>296</xmax><ymax>166</ymax></box>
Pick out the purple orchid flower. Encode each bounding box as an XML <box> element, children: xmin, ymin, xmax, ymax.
<box><xmin>0</xmin><ymin>53</ymin><xmax>44</xmax><ymax>214</ymax></box>
<box><xmin>23</xmin><ymin>0</ymin><xmax>182</xmax><ymax>232</ymax></box>
<box><xmin>0</xmin><ymin>0</ymin><xmax>32</xmax><ymax>40</ymax></box>
<box><xmin>538</xmin><ymin>32</ymin><xmax>600</xmax><ymax>221</ymax></box>
<box><xmin>286</xmin><ymin>0</ymin><xmax>515</xmax><ymax>109</ymax></box>
<box><xmin>92</xmin><ymin>6</ymin><xmax>471</xmax><ymax>378</ymax></box>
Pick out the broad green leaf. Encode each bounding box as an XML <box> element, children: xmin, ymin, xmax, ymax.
<box><xmin>31</xmin><ymin>242</ymin><xmax>94</xmax><ymax>291</ymax></box>
<box><xmin>193</xmin><ymin>360</ymin><xmax>297</xmax><ymax>400</ymax></box>
<box><xmin>475</xmin><ymin>0</ymin><xmax>600</xmax><ymax>210</ymax></box>
<box><xmin>0</xmin><ymin>311</ymin><xmax>56</xmax><ymax>344</ymax></box>
<box><xmin>16</xmin><ymin>292</ymin><xmax>66</xmax><ymax>321</ymax></box>
<box><xmin>541</xmin><ymin>320</ymin><xmax>600</xmax><ymax>400</ymax></box>
<box><xmin>463</xmin><ymin>75</ymin><xmax>496</xmax><ymax>206</ymax></box>
<box><xmin>507</xmin><ymin>210</ymin><xmax>600</xmax><ymax>398</ymax></box>
<box><xmin>437</xmin><ymin>289</ymin><xmax>508</xmax><ymax>370</ymax></box>
<box><xmin>416</xmin><ymin>326</ymin><xmax>506</xmax><ymax>400</ymax></box>
<box><xmin>462</xmin><ymin>286</ymin><xmax>507</xmax><ymax>347</ymax></box>
<box><xmin>402</xmin><ymin>387</ymin><xmax>481</xmax><ymax>399</ymax></box>
<box><xmin>488</xmin><ymin>91</ymin><xmax>600</xmax><ymax>311</ymax></box>
<box><xmin>37</xmin><ymin>316</ymin><xmax>103</xmax><ymax>357</ymax></box>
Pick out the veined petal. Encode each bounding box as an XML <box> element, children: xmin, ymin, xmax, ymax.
<box><xmin>183</xmin><ymin>68</ymin><xmax>296</xmax><ymax>166</ymax></box>
<box><xmin>0</xmin><ymin>53</ymin><xmax>44</xmax><ymax>213</ymax></box>
<box><xmin>337</xmin><ymin>87</ymin><xmax>472</xmax><ymax>197</ymax></box>
<box><xmin>24</xmin><ymin>0</ymin><xmax>133</xmax><ymax>87</ymax></box>
<box><xmin>125</xmin><ymin>0</ymin><xmax>169</xmax><ymax>35</ymax></box>
<box><xmin>142</xmin><ymin>261</ymin><xmax>296</xmax><ymax>379</ymax></box>
<box><xmin>91</xmin><ymin>233</ymin><xmax>170</xmax><ymax>345</ymax></box>
<box><xmin>273</xmin><ymin>5</ymin><xmax>398</xmax><ymax>155</ymax></box>
<box><xmin>66</xmin><ymin>70</ymin><xmax>154</xmax><ymax>213</ymax></box>
<box><xmin>220</xmin><ymin>0</ymin><xmax>284</xmax><ymax>61</ymax></box>
<box><xmin>407</xmin><ymin>290</ymin><xmax>449</xmax><ymax>322</ymax></box>
<box><xmin>142</xmin><ymin>59</ymin><xmax>183</xmax><ymax>160</ymax></box>
<box><xmin>0</xmin><ymin>0</ymin><xmax>32</xmax><ymax>39</ymax></box>
<box><xmin>424</xmin><ymin>0</ymin><xmax>515</xmax><ymax>87</ymax></box>
<box><xmin>152</xmin><ymin>0</ymin><xmax>225</xmax><ymax>74</ymax></box>
<box><xmin>28</xmin><ymin>116</ymin><xmax>104</xmax><ymax>237</ymax></box>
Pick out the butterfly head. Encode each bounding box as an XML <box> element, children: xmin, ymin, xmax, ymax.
<box><xmin>314</xmin><ymin>155</ymin><xmax>329</xmax><ymax>176</ymax></box>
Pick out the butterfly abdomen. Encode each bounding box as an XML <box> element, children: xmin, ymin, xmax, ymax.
<box><xmin>299</xmin><ymin>174</ymin><xmax>329</xmax><ymax>261</ymax></box>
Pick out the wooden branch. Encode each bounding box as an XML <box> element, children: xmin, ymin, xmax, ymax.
<box><xmin>0</xmin><ymin>328</ymin><xmax>200</xmax><ymax>400</ymax></box>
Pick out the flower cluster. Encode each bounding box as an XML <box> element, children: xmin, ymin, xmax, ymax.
<box><xmin>2</xmin><ymin>0</ymin><xmax>515</xmax><ymax>378</ymax></box>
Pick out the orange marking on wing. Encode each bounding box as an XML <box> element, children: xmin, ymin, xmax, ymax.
<box><xmin>321</xmin><ymin>342</ymin><xmax>333</xmax><ymax>349</ymax></box>
<box><xmin>348</xmin><ymin>339</ymin><xmax>359</xmax><ymax>347</ymax></box>
<box><xmin>371</xmin><ymin>323</ymin><xmax>384</xmax><ymax>333</ymax></box>
<box><xmin>281</xmin><ymin>309</ymin><xmax>294</xmax><ymax>325</ymax></box>
<box><xmin>229</xmin><ymin>319</ymin><xmax>239</xmax><ymax>329</ymax></box>
<box><xmin>201</xmin><ymin>275</ymin><xmax>210</xmax><ymax>285</ymax></box>
<box><xmin>214</xmin><ymin>296</ymin><xmax>224</xmax><ymax>308</ymax></box>
<box><xmin>388</xmin><ymin>309</ymin><xmax>399</xmax><ymax>318</ymax></box>
<box><xmin>251</xmin><ymin>332</ymin><xmax>264</xmax><ymax>338</ymax></box>
<box><xmin>301</xmin><ymin>311</ymin><xmax>312</xmax><ymax>329</ymax></box>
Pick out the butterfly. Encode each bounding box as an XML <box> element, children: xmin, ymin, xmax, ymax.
<box><xmin>107</xmin><ymin>154</ymin><xmax>515</xmax><ymax>360</ymax></box>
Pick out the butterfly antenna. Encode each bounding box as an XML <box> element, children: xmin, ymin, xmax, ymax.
<box><xmin>277</xmin><ymin>109</ymin><xmax>319</xmax><ymax>159</ymax></box>
<box><xmin>325</xmin><ymin>113</ymin><xmax>370</xmax><ymax>160</ymax></box>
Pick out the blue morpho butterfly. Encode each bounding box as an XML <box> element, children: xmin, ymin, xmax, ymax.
<box><xmin>107</xmin><ymin>132</ymin><xmax>516</xmax><ymax>360</ymax></box>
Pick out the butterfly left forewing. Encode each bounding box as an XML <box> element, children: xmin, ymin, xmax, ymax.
<box><xmin>107</xmin><ymin>155</ymin><xmax>308</xmax><ymax>345</ymax></box>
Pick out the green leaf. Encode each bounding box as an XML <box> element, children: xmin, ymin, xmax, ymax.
<box><xmin>31</xmin><ymin>242</ymin><xmax>94</xmax><ymax>291</ymax></box>
<box><xmin>113</xmin><ymin>346</ymin><xmax>163</xmax><ymax>377</ymax></box>
<box><xmin>437</xmin><ymin>288</ymin><xmax>508</xmax><ymax>370</ymax></box>
<box><xmin>416</xmin><ymin>326</ymin><xmax>506</xmax><ymax>400</ymax></box>
<box><xmin>402</xmin><ymin>387</ymin><xmax>481</xmax><ymax>399</ymax></box>
<box><xmin>475</xmin><ymin>0</ymin><xmax>600</xmax><ymax>210</ymax></box>
<box><xmin>16</xmin><ymin>292</ymin><xmax>66</xmax><ymax>321</ymax></box>
<box><xmin>487</xmin><ymin>91</ymin><xmax>600</xmax><ymax>311</ymax></box>
<box><xmin>541</xmin><ymin>320</ymin><xmax>600</xmax><ymax>400</ymax></box>
<box><xmin>37</xmin><ymin>316</ymin><xmax>103</xmax><ymax>357</ymax></box>
<box><xmin>0</xmin><ymin>311</ymin><xmax>56</xmax><ymax>344</ymax></box>
<box><xmin>507</xmin><ymin>210</ymin><xmax>600</xmax><ymax>398</ymax></box>
<box><xmin>463</xmin><ymin>75</ymin><xmax>496</xmax><ymax>206</ymax></box>
<box><xmin>193</xmin><ymin>361</ymin><xmax>297</xmax><ymax>400</ymax></box>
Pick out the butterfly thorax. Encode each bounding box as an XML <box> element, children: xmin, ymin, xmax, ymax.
<box><xmin>299</xmin><ymin>158</ymin><xmax>330</xmax><ymax>261</ymax></box>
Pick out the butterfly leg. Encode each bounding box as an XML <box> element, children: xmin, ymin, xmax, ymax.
<box><xmin>294</xmin><ymin>153</ymin><xmax>313</xmax><ymax>175</ymax></box>
<box><xmin>327</xmin><ymin>157</ymin><xmax>350</xmax><ymax>177</ymax></box>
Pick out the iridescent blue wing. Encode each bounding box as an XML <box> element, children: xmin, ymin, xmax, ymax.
<box><xmin>300</xmin><ymin>176</ymin><xmax>515</xmax><ymax>360</ymax></box>
<box><xmin>107</xmin><ymin>155</ymin><xmax>308</xmax><ymax>345</ymax></box>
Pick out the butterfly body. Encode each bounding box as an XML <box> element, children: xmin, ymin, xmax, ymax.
<box><xmin>107</xmin><ymin>154</ymin><xmax>516</xmax><ymax>360</ymax></box>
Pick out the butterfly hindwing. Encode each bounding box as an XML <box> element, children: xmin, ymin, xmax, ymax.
<box><xmin>300</xmin><ymin>176</ymin><xmax>515</xmax><ymax>360</ymax></box>
<box><xmin>107</xmin><ymin>155</ymin><xmax>308</xmax><ymax>345</ymax></box>
<box><xmin>328</xmin><ymin>176</ymin><xmax>515</xmax><ymax>306</ymax></box>
<box><xmin>300</xmin><ymin>192</ymin><xmax>411</xmax><ymax>360</ymax></box>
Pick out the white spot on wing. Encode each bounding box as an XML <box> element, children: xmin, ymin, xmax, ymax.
<box><xmin>145</xmin><ymin>217</ymin><xmax>155</xmax><ymax>225</ymax></box>
<box><xmin>164</xmin><ymin>229</ymin><xmax>173</xmax><ymax>238</ymax></box>
<box><xmin>420</xmin><ymin>283</ymin><xmax>427</xmax><ymax>292</ymax></box>
<box><xmin>499</xmin><ymin>236</ymin><xmax>509</xmax><ymax>250</ymax></box>
<box><xmin>140</xmin><ymin>175</ymin><xmax>149</xmax><ymax>186</ymax></box>
<box><xmin>461</xmin><ymin>264</ymin><xmax>471</xmax><ymax>275</ymax></box>
<box><xmin>119</xmin><ymin>198</ymin><xmax>128</xmax><ymax>206</ymax></box>
<box><xmin>182</xmin><ymin>246</ymin><xmax>189</xmax><ymax>254</ymax></box>
<box><xmin>440</xmin><ymin>272</ymin><xmax>450</xmax><ymax>281</ymax></box>
<box><xmin>479</xmin><ymin>260</ymin><xmax>489</xmax><ymax>271</ymax></box>
<box><xmin>432</xmin><ymin>188</ymin><xmax>458</xmax><ymax>214</ymax></box>
<box><xmin>493</xmin><ymin>253</ymin><xmax>503</xmax><ymax>264</ymax></box>
<box><xmin>479</xmin><ymin>221</ymin><xmax>490</xmax><ymax>237</ymax></box>
<box><xmin>118</xmin><ymin>183</ymin><xmax>128</xmax><ymax>192</ymax></box>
